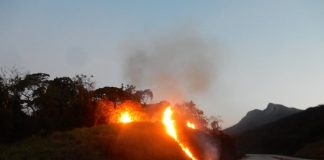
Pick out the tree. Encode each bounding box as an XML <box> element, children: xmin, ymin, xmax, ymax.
<box><xmin>15</xmin><ymin>73</ymin><xmax>50</xmax><ymax>114</ymax></box>
<box><xmin>36</xmin><ymin>77</ymin><xmax>79</xmax><ymax>132</ymax></box>
<box><xmin>0</xmin><ymin>76</ymin><xmax>11</xmax><ymax>142</ymax></box>
<box><xmin>0</xmin><ymin>69</ymin><xmax>33</xmax><ymax>143</ymax></box>
<box><xmin>123</xmin><ymin>84</ymin><xmax>153</xmax><ymax>104</ymax></box>
<box><xmin>133</xmin><ymin>89</ymin><xmax>153</xmax><ymax>104</ymax></box>
<box><xmin>94</xmin><ymin>87</ymin><xmax>125</xmax><ymax>108</ymax></box>
<box><xmin>73</xmin><ymin>74</ymin><xmax>95</xmax><ymax>126</ymax></box>
<box><xmin>175</xmin><ymin>101</ymin><xmax>208</xmax><ymax>128</ymax></box>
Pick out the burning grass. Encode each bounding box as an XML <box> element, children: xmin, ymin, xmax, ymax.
<box><xmin>92</xmin><ymin>100</ymin><xmax>221</xmax><ymax>160</ymax></box>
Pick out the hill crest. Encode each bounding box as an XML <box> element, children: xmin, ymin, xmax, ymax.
<box><xmin>224</xmin><ymin>103</ymin><xmax>301</xmax><ymax>135</ymax></box>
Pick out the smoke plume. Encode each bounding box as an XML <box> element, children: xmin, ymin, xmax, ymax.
<box><xmin>123</xmin><ymin>29</ymin><xmax>217</xmax><ymax>102</ymax></box>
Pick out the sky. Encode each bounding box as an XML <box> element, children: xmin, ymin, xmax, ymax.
<box><xmin>1</xmin><ymin>0</ymin><xmax>324</xmax><ymax>128</ymax></box>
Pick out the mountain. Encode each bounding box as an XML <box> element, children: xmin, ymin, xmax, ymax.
<box><xmin>224</xmin><ymin>103</ymin><xmax>301</xmax><ymax>136</ymax></box>
<box><xmin>234</xmin><ymin>105</ymin><xmax>324</xmax><ymax>159</ymax></box>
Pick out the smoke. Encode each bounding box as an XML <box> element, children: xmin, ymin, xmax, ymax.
<box><xmin>200</xmin><ymin>134</ymin><xmax>220</xmax><ymax>160</ymax></box>
<box><xmin>123</xmin><ymin>29</ymin><xmax>217</xmax><ymax>102</ymax></box>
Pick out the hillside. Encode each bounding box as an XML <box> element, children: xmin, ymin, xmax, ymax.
<box><xmin>0</xmin><ymin>123</ymin><xmax>190</xmax><ymax>160</ymax></box>
<box><xmin>234</xmin><ymin>105</ymin><xmax>324</xmax><ymax>159</ymax></box>
<box><xmin>224</xmin><ymin>103</ymin><xmax>301</xmax><ymax>135</ymax></box>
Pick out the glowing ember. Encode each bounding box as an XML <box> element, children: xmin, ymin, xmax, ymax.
<box><xmin>187</xmin><ymin>121</ymin><xmax>196</xmax><ymax>129</ymax></box>
<box><xmin>163</xmin><ymin>107</ymin><xmax>197</xmax><ymax>160</ymax></box>
<box><xmin>120</xmin><ymin>112</ymin><xmax>132</xmax><ymax>123</ymax></box>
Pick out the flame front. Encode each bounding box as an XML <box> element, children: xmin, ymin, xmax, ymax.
<box><xmin>187</xmin><ymin>121</ymin><xmax>196</xmax><ymax>129</ymax></box>
<box><xmin>120</xmin><ymin>112</ymin><xmax>132</xmax><ymax>123</ymax></box>
<box><xmin>163</xmin><ymin>107</ymin><xmax>197</xmax><ymax>160</ymax></box>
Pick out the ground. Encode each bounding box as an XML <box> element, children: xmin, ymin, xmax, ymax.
<box><xmin>0</xmin><ymin>122</ymin><xmax>190</xmax><ymax>160</ymax></box>
<box><xmin>241</xmin><ymin>154</ymin><xmax>312</xmax><ymax>160</ymax></box>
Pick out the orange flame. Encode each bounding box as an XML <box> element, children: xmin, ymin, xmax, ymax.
<box><xmin>186</xmin><ymin>121</ymin><xmax>196</xmax><ymax>129</ymax></box>
<box><xmin>163</xmin><ymin>107</ymin><xmax>197</xmax><ymax>160</ymax></box>
<box><xmin>119</xmin><ymin>112</ymin><xmax>132</xmax><ymax>123</ymax></box>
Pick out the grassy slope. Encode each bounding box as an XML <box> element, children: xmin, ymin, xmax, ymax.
<box><xmin>0</xmin><ymin>122</ymin><xmax>189</xmax><ymax>160</ymax></box>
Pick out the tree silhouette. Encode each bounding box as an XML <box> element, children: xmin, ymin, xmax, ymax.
<box><xmin>15</xmin><ymin>73</ymin><xmax>50</xmax><ymax>114</ymax></box>
<box><xmin>0</xmin><ymin>69</ymin><xmax>33</xmax><ymax>142</ymax></box>
<box><xmin>35</xmin><ymin>77</ymin><xmax>79</xmax><ymax>132</ymax></box>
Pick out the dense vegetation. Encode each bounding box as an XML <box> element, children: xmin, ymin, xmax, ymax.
<box><xmin>0</xmin><ymin>69</ymin><xmax>153</xmax><ymax>143</ymax></box>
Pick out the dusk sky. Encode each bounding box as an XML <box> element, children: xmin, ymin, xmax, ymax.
<box><xmin>1</xmin><ymin>0</ymin><xmax>324</xmax><ymax>127</ymax></box>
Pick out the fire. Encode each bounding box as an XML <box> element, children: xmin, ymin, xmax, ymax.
<box><xmin>163</xmin><ymin>107</ymin><xmax>197</xmax><ymax>160</ymax></box>
<box><xmin>163</xmin><ymin>107</ymin><xmax>178</xmax><ymax>139</ymax></box>
<box><xmin>115</xmin><ymin>105</ymin><xmax>198</xmax><ymax>159</ymax></box>
<box><xmin>187</xmin><ymin>121</ymin><xmax>196</xmax><ymax>129</ymax></box>
<box><xmin>119</xmin><ymin>112</ymin><xmax>132</xmax><ymax>123</ymax></box>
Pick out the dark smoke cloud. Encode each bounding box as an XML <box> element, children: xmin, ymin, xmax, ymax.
<box><xmin>123</xmin><ymin>29</ymin><xmax>217</xmax><ymax>102</ymax></box>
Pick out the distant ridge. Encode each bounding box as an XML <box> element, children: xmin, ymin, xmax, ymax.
<box><xmin>234</xmin><ymin>104</ymin><xmax>324</xmax><ymax>159</ymax></box>
<box><xmin>224</xmin><ymin>103</ymin><xmax>301</xmax><ymax>136</ymax></box>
